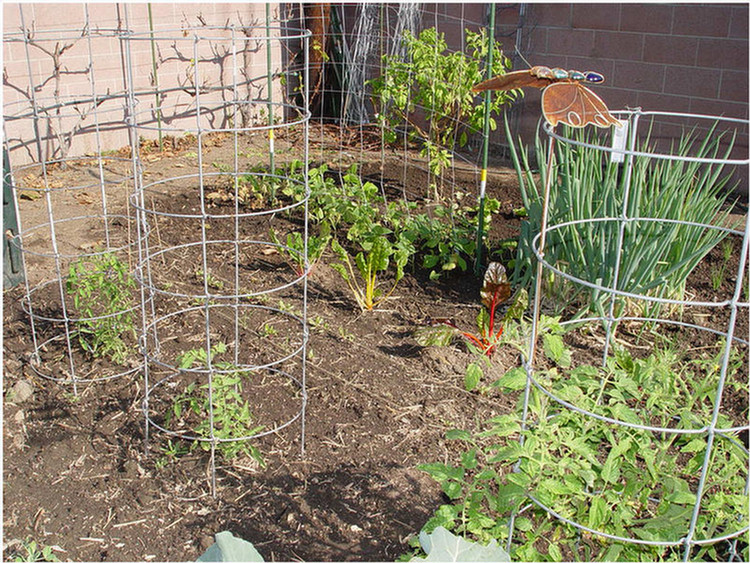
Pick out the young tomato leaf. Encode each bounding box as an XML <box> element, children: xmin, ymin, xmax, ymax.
<box><xmin>465</xmin><ymin>362</ymin><xmax>483</xmax><ymax>391</ymax></box>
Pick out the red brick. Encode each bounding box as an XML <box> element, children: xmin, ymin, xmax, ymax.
<box><xmin>572</xmin><ymin>4</ymin><xmax>620</xmax><ymax>31</ymax></box>
<box><xmin>594</xmin><ymin>86</ymin><xmax>632</xmax><ymax>114</ymax></box>
<box><xmin>729</xmin><ymin>5</ymin><xmax>749</xmax><ymax>38</ymax></box>
<box><xmin>719</xmin><ymin>70</ymin><xmax>750</xmax><ymax>103</ymax></box>
<box><xmin>613</xmin><ymin>61</ymin><xmax>664</xmax><ymax>93</ymax></box>
<box><xmin>532</xmin><ymin>4</ymin><xmax>573</xmax><ymax>28</ymax></box>
<box><xmin>636</xmin><ymin>91</ymin><xmax>691</xmax><ymax>113</ymax></box>
<box><xmin>672</xmin><ymin>5</ymin><xmax>731</xmax><ymax>38</ymax></box>
<box><xmin>644</xmin><ymin>35</ymin><xmax>698</xmax><ymax>65</ymax></box>
<box><xmin>696</xmin><ymin>38</ymin><xmax>749</xmax><ymax>70</ymax></box>
<box><xmin>566</xmin><ymin>56</ymin><xmax>615</xmax><ymax>79</ymax></box>
<box><xmin>688</xmin><ymin>97</ymin><xmax>748</xmax><ymax>120</ymax></box>
<box><xmin>593</xmin><ymin>31</ymin><xmax>643</xmax><ymax>61</ymax></box>
<box><xmin>546</xmin><ymin>28</ymin><xmax>596</xmax><ymax>57</ymax></box>
<box><xmin>663</xmin><ymin>66</ymin><xmax>721</xmax><ymax>99</ymax></box>
<box><xmin>527</xmin><ymin>27</ymin><xmax>548</xmax><ymax>56</ymax></box>
<box><xmin>621</xmin><ymin>4</ymin><xmax>674</xmax><ymax>33</ymax></box>
<box><xmin>3</xmin><ymin>3</ymin><xmax>23</xmax><ymax>30</ymax></box>
<box><xmin>496</xmin><ymin>4</ymin><xmax>521</xmax><ymax>27</ymax></box>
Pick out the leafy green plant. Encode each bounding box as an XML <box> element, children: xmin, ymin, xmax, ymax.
<box><xmin>155</xmin><ymin>439</ymin><xmax>190</xmax><ymax>469</ymax></box>
<box><xmin>507</xmin><ymin>117</ymin><xmax>738</xmax><ymax>317</ymax></box>
<box><xmin>7</xmin><ymin>539</ymin><xmax>59</xmax><ymax>563</ymax></box>
<box><xmin>416</xmin><ymin>263</ymin><xmax>512</xmax><ymax>354</ymax></box>
<box><xmin>710</xmin><ymin>239</ymin><xmax>734</xmax><ymax>290</ymax></box>
<box><xmin>269</xmin><ymin>227</ymin><xmax>331</xmax><ymax>276</ymax></box>
<box><xmin>166</xmin><ymin>342</ymin><xmax>264</xmax><ymax>465</ymax></box>
<box><xmin>65</xmin><ymin>252</ymin><xmax>137</xmax><ymax>365</ymax></box>
<box><xmin>416</xmin><ymin>263</ymin><xmax>528</xmax><ymax>391</ymax></box>
<box><xmin>401</xmin><ymin>195</ymin><xmax>501</xmax><ymax>279</ymax></box>
<box><xmin>418</xmin><ymin>319</ymin><xmax>748</xmax><ymax>562</ymax></box>
<box><xmin>282</xmin><ymin>162</ymin><xmax>384</xmax><ymax>235</ymax></box>
<box><xmin>330</xmin><ymin>231</ymin><xmax>412</xmax><ymax>311</ymax></box>
<box><xmin>371</xmin><ymin>27</ymin><xmax>518</xmax><ymax>191</ymax></box>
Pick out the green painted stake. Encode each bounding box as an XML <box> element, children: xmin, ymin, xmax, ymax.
<box><xmin>3</xmin><ymin>149</ymin><xmax>24</xmax><ymax>288</ymax></box>
<box><xmin>474</xmin><ymin>4</ymin><xmax>496</xmax><ymax>277</ymax></box>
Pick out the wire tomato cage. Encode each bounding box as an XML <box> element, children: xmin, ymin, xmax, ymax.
<box><xmin>514</xmin><ymin>109</ymin><xmax>749</xmax><ymax>561</ymax></box>
<box><xmin>123</xmin><ymin>23</ymin><xmax>312</xmax><ymax>494</ymax></box>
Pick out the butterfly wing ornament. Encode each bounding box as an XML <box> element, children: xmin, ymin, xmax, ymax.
<box><xmin>473</xmin><ymin>66</ymin><xmax>619</xmax><ymax>129</ymax></box>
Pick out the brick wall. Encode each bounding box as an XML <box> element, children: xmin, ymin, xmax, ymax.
<box><xmin>494</xmin><ymin>3</ymin><xmax>748</xmax><ymax>182</ymax></box>
<box><xmin>4</xmin><ymin>3</ymin><xmax>749</xmax><ymax>177</ymax></box>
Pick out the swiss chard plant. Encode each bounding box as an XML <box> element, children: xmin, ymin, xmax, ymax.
<box><xmin>269</xmin><ymin>226</ymin><xmax>331</xmax><ymax>276</ymax></box>
<box><xmin>330</xmin><ymin>227</ymin><xmax>413</xmax><ymax>311</ymax></box>
<box><xmin>400</xmin><ymin>195</ymin><xmax>501</xmax><ymax>279</ymax></box>
<box><xmin>415</xmin><ymin>262</ymin><xmax>528</xmax><ymax>391</ymax></box>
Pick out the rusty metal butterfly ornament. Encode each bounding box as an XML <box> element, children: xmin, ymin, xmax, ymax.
<box><xmin>473</xmin><ymin>65</ymin><xmax>620</xmax><ymax>129</ymax></box>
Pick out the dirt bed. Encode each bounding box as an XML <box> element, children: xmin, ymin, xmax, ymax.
<box><xmin>3</xmin><ymin>131</ymin><xmax>747</xmax><ymax>562</ymax></box>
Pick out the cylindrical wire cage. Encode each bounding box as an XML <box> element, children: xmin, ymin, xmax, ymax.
<box><xmin>4</xmin><ymin>17</ymin><xmax>140</xmax><ymax>392</ymax></box>
<box><xmin>514</xmin><ymin>110</ymin><xmax>749</xmax><ymax>560</ymax></box>
<box><xmin>125</xmin><ymin>24</ymin><xmax>311</xmax><ymax>493</ymax></box>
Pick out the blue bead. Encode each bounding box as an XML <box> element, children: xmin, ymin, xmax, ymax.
<box><xmin>584</xmin><ymin>71</ymin><xmax>605</xmax><ymax>83</ymax></box>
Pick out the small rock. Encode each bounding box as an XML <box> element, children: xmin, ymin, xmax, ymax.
<box><xmin>10</xmin><ymin>380</ymin><xmax>34</xmax><ymax>403</ymax></box>
<box><xmin>350</xmin><ymin>524</ymin><xmax>363</xmax><ymax>533</ymax></box>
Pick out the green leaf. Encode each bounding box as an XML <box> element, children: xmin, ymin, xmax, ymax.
<box><xmin>493</xmin><ymin>367</ymin><xmax>527</xmax><ymax>391</ymax></box>
<box><xmin>514</xmin><ymin>516</ymin><xmax>533</xmax><ymax>532</ymax></box>
<box><xmin>461</xmin><ymin>449</ymin><xmax>478</xmax><ymax>470</ymax></box>
<box><xmin>588</xmin><ymin>496</ymin><xmax>609</xmax><ymax>530</ymax></box>
<box><xmin>547</xmin><ymin>543</ymin><xmax>563</xmax><ymax>561</ymax></box>
<box><xmin>542</xmin><ymin>333</ymin><xmax>571</xmax><ymax>367</ymax></box>
<box><xmin>465</xmin><ymin>363</ymin><xmax>483</xmax><ymax>392</ymax></box>
<box><xmin>414</xmin><ymin>324</ymin><xmax>456</xmax><ymax>347</ymax></box>
<box><xmin>445</xmin><ymin>429</ymin><xmax>472</xmax><ymax>442</ymax></box>
<box><xmin>419</xmin><ymin>462</ymin><xmax>461</xmax><ymax>483</ymax></box>
<box><xmin>680</xmin><ymin>438</ymin><xmax>706</xmax><ymax>453</ymax></box>
<box><xmin>413</xmin><ymin>526</ymin><xmax>510</xmax><ymax>562</ymax></box>
<box><xmin>601</xmin><ymin>450</ymin><xmax>621</xmax><ymax>484</ymax></box>
<box><xmin>442</xmin><ymin>480</ymin><xmax>463</xmax><ymax>500</ymax></box>
<box><xmin>329</xmin><ymin>262</ymin><xmax>349</xmax><ymax>282</ymax></box>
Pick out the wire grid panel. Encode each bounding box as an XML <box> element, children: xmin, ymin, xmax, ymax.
<box><xmin>516</xmin><ymin>110</ymin><xmax>749</xmax><ymax>560</ymax></box>
<box><xmin>3</xmin><ymin>17</ymin><xmax>140</xmax><ymax>391</ymax></box>
<box><xmin>127</xmin><ymin>24</ymin><xmax>311</xmax><ymax>492</ymax></box>
<box><xmin>279</xmin><ymin>4</ymin><xmax>503</xmax><ymax>205</ymax></box>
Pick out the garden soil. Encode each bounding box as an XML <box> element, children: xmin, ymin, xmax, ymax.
<box><xmin>3</xmin><ymin>131</ymin><xmax>747</xmax><ymax>562</ymax></box>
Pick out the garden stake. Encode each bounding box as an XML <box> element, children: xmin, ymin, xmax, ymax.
<box><xmin>473</xmin><ymin>3</ymin><xmax>495</xmax><ymax>277</ymax></box>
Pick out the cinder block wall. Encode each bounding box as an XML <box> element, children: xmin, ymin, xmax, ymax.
<box><xmin>3</xmin><ymin>3</ymin><xmax>274</xmax><ymax>165</ymax></box>
<box><xmin>494</xmin><ymin>3</ymin><xmax>748</xmax><ymax>186</ymax></box>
